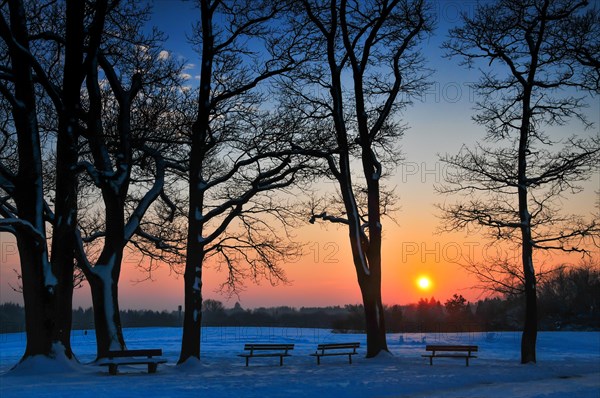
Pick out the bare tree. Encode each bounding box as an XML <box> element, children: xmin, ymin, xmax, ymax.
<box><xmin>0</xmin><ymin>0</ymin><xmax>97</xmax><ymax>361</ymax></box>
<box><xmin>177</xmin><ymin>0</ymin><xmax>311</xmax><ymax>364</ymax></box>
<box><xmin>1</xmin><ymin>0</ymin><xmax>186</xmax><ymax>360</ymax></box>
<box><xmin>71</xmin><ymin>0</ymin><xmax>187</xmax><ymax>359</ymax></box>
<box><xmin>47</xmin><ymin>0</ymin><xmax>109</xmax><ymax>359</ymax></box>
<box><xmin>279</xmin><ymin>0</ymin><xmax>432</xmax><ymax>358</ymax></box>
<box><xmin>0</xmin><ymin>0</ymin><xmax>59</xmax><ymax>361</ymax></box>
<box><xmin>440</xmin><ymin>0</ymin><xmax>600</xmax><ymax>364</ymax></box>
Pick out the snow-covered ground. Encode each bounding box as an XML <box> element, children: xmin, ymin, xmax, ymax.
<box><xmin>1</xmin><ymin>327</ymin><xmax>599</xmax><ymax>397</ymax></box>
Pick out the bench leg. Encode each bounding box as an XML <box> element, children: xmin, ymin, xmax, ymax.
<box><xmin>466</xmin><ymin>357</ymin><xmax>469</xmax><ymax>367</ymax></box>
<box><xmin>245</xmin><ymin>357</ymin><xmax>249</xmax><ymax>367</ymax></box>
<box><xmin>280</xmin><ymin>356</ymin><xmax>283</xmax><ymax>366</ymax></box>
<box><xmin>108</xmin><ymin>364</ymin><xmax>118</xmax><ymax>375</ymax></box>
<box><xmin>317</xmin><ymin>355</ymin><xmax>321</xmax><ymax>365</ymax></box>
<box><xmin>148</xmin><ymin>363</ymin><xmax>158</xmax><ymax>373</ymax></box>
<box><xmin>348</xmin><ymin>354</ymin><xmax>352</xmax><ymax>365</ymax></box>
<box><xmin>429</xmin><ymin>357</ymin><xmax>433</xmax><ymax>366</ymax></box>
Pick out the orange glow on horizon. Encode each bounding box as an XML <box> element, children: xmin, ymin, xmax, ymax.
<box><xmin>2</xmin><ymin>211</ymin><xmax>592</xmax><ymax>311</ymax></box>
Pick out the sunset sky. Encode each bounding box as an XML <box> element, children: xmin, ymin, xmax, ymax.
<box><xmin>0</xmin><ymin>0</ymin><xmax>598</xmax><ymax>311</ymax></box>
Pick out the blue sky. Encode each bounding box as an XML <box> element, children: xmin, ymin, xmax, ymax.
<box><xmin>127</xmin><ymin>0</ymin><xmax>600</xmax><ymax>307</ymax></box>
<box><xmin>0</xmin><ymin>0</ymin><xmax>597</xmax><ymax>310</ymax></box>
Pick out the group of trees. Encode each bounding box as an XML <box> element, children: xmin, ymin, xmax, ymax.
<box><xmin>0</xmin><ymin>0</ymin><xmax>597</xmax><ymax>368</ymax></box>
<box><xmin>1</xmin><ymin>0</ymin><xmax>189</xmax><ymax>362</ymax></box>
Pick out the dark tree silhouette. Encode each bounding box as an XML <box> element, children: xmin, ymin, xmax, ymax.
<box><xmin>444</xmin><ymin>294</ymin><xmax>472</xmax><ymax>324</ymax></box>
<box><xmin>178</xmin><ymin>0</ymin><xmax>310</xmax><ymax>364</ymax></box>
<box><xmin>0</xmin><ymin>0</ymin><xmax>57</xmax><ymax>361</ymax></box>
<box><xmin>72</xmin><ymin>1</ymin><xmax>186</xmax><ymax>358</ymax></box>
<box><xmin>281</xmin><ymin>0</ymin><xmax>432</xmax><ymax>357</ymax></box>
<box><xmin>0</xmin><ymin>0</ymin><xmax>186</xmax><ymax>359</ymax></box>
<box><xmin>440</xmin><ymin>0</ymin><xmax>600</xmax><ymax>364</ymax></box>
<box><xmin>0</xmin><ymin>0</ymin><xmax>105</xmax><ymax>361</ymax></box>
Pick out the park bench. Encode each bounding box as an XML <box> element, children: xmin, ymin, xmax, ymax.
<box><xmin>97</xmin><ymin>349</ymin><xmax>167</xmax><ymax>375</ymax></box>
<box><xmin>238</xmin><ymin>343</ymin><xmax>295</xmax><ymax>366</ymax></box>
<box><xmin>422</xmin><ymin>345</ymin><xmax>478</xmax><ymax>366</ymax></box>
<box><xmin>310</xmin><ymin>342</ymin><xmax>360</xmax><ymax>364</ymax></box>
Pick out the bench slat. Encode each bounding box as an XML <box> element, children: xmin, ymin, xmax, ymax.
<box><xmin>98</xmin><ymin>358</ymin><xmax>168</xmax><ymax>366</ymax></box>
<box><xmin>425</xmin><ymin>345</ymin><xmax>478</xmax><ymax>352</ymax></box>
<box><xmin>239</xmin><ymin>343</ymin><xmax>294</xmax><ymax>366</ymax></box>
<box><xmin>239</xmin><ymin>353</ymin><xmax>292</xmax><ymax>358</ymax></box>
<box><xmin>422</xmin><ymin>354</ymin><xmax>478</xmax><ymax>358</ymax></box>
<box><xmin>423</xmin><ymin>345</ymin><xmax>478</xmax><ymax>367</ymax></box>
<box><xmin>317</xmin><ymin>343</ymin><xmax>360</xmax><ymax>350</ymax></box>
<box><xmin>107</xmin><ymin>349</ymin><xmax>163</xmax><ymax>358</ymax></box>
<box><xmin>243</xmin><ymin>344</ymin><xmax>294</xmax><ymax>350</ymax></box>
<box><xmin>311</xmin><ymin>352</ymin><xmax>355</xmax><ymax>357</ymax></box>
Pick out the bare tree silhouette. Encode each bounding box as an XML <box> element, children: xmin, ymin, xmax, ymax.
<box><xmin>440</xmin><ymin>0</ymin><xmax>600</xmax><ymax>364</ymax></box>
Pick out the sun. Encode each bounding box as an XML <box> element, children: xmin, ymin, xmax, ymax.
<box><xmin>417</xmin><ymin>276</ymin><xmax>432</xmax><ymax>290</ymax></box>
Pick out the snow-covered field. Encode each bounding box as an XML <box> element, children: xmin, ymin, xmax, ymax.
<box><xmin>1</xmin><ymin>327</ymin><xmax>599</xmax><ymax>397</ymax></box>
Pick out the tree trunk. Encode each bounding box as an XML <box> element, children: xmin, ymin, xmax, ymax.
<box><xmin>85</xmin><ymin>199</ymin><xmax>127</xmax><ymax>359</ymax></box>
<box><xmin>332</xmin><ymin>68</ymin><xmax>388</xmax><ymax>356</ymax></box>
<box><xmin>50</xmin><ymin>83</ymin><xmax>80</xmax><ymax>362</ymax></box>
<box><xmin>358</xmin><ymin>273</ymin><xmax>388</xmax><ymax>357</ymax></box>
<box><xmin>330</xmin><ymin>67</ymin><xmax>389</xmax><ymax>356</ymax></box>
<box><xmin>361</xmin><ymin>133</ymin><xmax>388</xmax><ymax>358</ymax></box>
<box><xmin>88</xmin><ymin>264</ymin><xmax>126</xmax><ymax>359</ymax></box>
<box><xmin>179</xmin><ymin>116</ymin><xmax>208</xmax><ymax>364</ymax></box>
<box><xmin>178</xmin><ymin>0</ymin><xmax>213</xmax><ymax>365</ymax></box>
<box><xmin>6</xmin><ymin>0</ymin><xmax>57</xmax><ymax>360</ymax></box>
<box><xmin>17</xmin><ymin>238</ymin><xmax>55</xmax><ymax>359</ymax></box>
<box><xmin>48</xmin><ymin>0</ymin><xmax>86</xmax><ymax>359</ymax></box>
<box><xmin>520</xmin><ymin>227</ymin><xmax>537</xmax><ymax>364</ymax></box>
<box><xmin>178</xmin><ymin>237</ymin><xmax>205</xmax><ymax>364</ymax></box>
<box><xmin>50</xmin><ymin>199</ymin><xmax>76</xmax><ymax>359</ymax></box>
<box><xmin>518</xmin><ymin>86</ymin><xmax>537</xmax><ymax>364</ymax></box>
<box><xmin>344</xmin><ymin>177</ymin><xmax>388</xmax><ymax>357</ymax></box>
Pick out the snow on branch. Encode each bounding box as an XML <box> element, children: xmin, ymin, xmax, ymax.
<box><xmin>124</xmin><ymin>145</ymin><xmax>166</xmax><ymax>241</ymax></box>
<box><xmin>0</xmin><ymin>218</ymin><xmax>45</xmax><ymax>247</ymax></box>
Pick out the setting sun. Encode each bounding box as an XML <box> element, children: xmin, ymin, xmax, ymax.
<box><xmin>417</xmin><ymin>276</ymin><xmax>432</xmax><ymax>291</ymax></box>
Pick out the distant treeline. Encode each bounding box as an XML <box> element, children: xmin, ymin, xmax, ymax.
<box><xmin>2</xmin><ymin>264</ymin><xmax>598</xmax><ymax>334</ymax></box>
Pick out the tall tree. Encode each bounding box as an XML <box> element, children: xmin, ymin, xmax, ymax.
<box><xmin>440</xmin><ymin>0</ymin><xmax>600</xmax><ymax>364</ymax></box>
<box><xmin>178</xmin><ymin>0</ymin><xmax>308</xmax><ymax>364</ymax></box>
<box><xmin>0</xmin><ymin>0</ymin><xmax>58</xmax><ymax>360</ymax></box>
<box><xmin>49</xmin><ymin>0</ymin><xmax>96</xmax><ymax>359</ymax></box>
<box><xmin>282</xmin><ymin>0</ymin><xmax>432</xmax><ymax>357</ymax></box>
<box><xmin>0</xmin><ymin>0</ymin><xmax>113</xmax><ymax>360</ymax></box>
<box><xmin>1</xmin><ymin>0</ymin><xmax>182</xmax><ymax>360</ymax></box>
<box><xmin>72</xmin><ymin>0</ymin><xmax>185</xmax><ymax>358</ymax></box>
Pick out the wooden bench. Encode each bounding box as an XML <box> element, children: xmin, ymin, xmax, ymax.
<box><xmin>310</xmin><ymin>342</ymin><xmax>360</xmax><ymax>364</ymax></box>
<box><xmin>238</xmin><ymin>343</ymin><xmax>294</xmax><ymax>366</ymax></box>
<box><xmin>422</xmin><ymin>345</ymin><xmax>478</xmax><ymax>366</ymax></box>
<box><xmin>97</xmin><ymin>349</ymin><xmax>167</xmax><ymax>375</ymax></box>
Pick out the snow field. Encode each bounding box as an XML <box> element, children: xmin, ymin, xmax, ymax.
<box><xmin>1</xmin><ymin>328</ymin><xmax>599</xmax><ymax>397</ymax></box>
